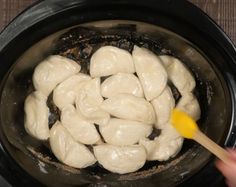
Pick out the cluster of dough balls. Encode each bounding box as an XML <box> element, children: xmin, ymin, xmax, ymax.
<box><xmin>24</xmin><ymin>45</ymin><xmax>200</xmax><ymax>174</ymax></box>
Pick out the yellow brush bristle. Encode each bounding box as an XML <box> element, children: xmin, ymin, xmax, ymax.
<box><xmin>171</xmin><ymin>109</ymin><xmax>199</xmax><ymax>139</ymax></box>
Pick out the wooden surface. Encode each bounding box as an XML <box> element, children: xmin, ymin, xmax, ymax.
<box><xmin>0</xmin><ymin>0</ymin><xmax>236</xmax><ymax>44</ymax></box>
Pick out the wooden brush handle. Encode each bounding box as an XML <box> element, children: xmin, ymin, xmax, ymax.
<box><xmin>193</xmin><ymin>130</ymin><xmax>230</xmax><ymax>164</ymax></box>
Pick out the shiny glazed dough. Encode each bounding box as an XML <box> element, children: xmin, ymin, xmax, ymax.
<box><xmin>53</xmin><ymin>73</ymin><xmax>91</xmax><ymax>110</ymax></box>
<box><xmin>132</xmin><ymin>46</ymin><xmax>168</xmax><ymax>101</ymax></box>
<box><xmin>50</xmin><ymin>121</ymin><xmax>96</xmax><ymax>168</ymax></box>
<box><xmin>101</xmin><ymin>73</ymin><xmax>144</xmax><ymax>98</ymax></box>
<box><xmin>24</xmin><ymin>47</ymin><xmax>202</xmax><ymax>173</ymax></box>
<box><xmin>33</xmin><ymin>55</ymin><xmax>81</xmax><ymax>96</ymax></box>
<box><xmin>101</xmin><ymin>93</ymin><xmax>155</xmax><ymax>125</ymax></box>
<box><xmin>90</xmin><ymin>46</ymin><xmax>135</xmax><ymax>77</ymax></box>
<box><xmin>61</xmin><ymin>105</ymin><xmax>100</xmax><ymax>145</ymax></box>
<box><xmin>99</xmin><ymin>118</ymin><xmax>152</xmax><ymax>146</ymax></box>
<box><xmin>176</xmin><ymin>93</ymin><xmax>201</xmax><ymax>121</ymax></box>
<box><xmin>159</xmin><ymin>55</ymin><xmax>196</xmax><ymax>94</ymax></box>
<box><xmin>76</xmin><ymin>78</ymin><xmax>110</xmax><ymax>126</ymax></box>
<box><xmin>151</xmin><ymin>87</ymin><xmax>175</xmax><ymax>129</ymax></box>
<box><xmin>139</xmin><ymin>124</ymin><xmax>183</xmax><ymax>161</ymax></box>
<box><xmin>24</xmin><ymin>91</ymin><xmax>49</xmax><ymax>140</ymax></box>
<box><xmin>94</xmin><ymin>144</ymin><xmax>146</xmax><ymax>174</ymax></box>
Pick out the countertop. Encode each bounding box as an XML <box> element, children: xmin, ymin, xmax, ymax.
<box><xmin>0</xmin><ymin>0</ymin><xmax>236</xmax><ymax>44</ymax></box>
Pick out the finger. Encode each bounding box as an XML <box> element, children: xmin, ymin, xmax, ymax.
<box><xmin>215</xmin><ymin>160</ymin><xmax>236</xmax><ymax>179</ymax></box>
<box><xmin>216</xmin><ymin>159</ymin><xmax>236</xmax><ymax>187</ymax></box>
<box><xmin>226</xmin><ymin>148</ymin><xmax>236</xmax><ymax>161</ymax></box>
<box><xmin>226</xmin><ymin>179</ymin><xmax>236</xmax><ymax>187</ymax></box>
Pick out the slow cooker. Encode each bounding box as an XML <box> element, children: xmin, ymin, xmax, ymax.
<box><xmin>0</xmin><ymin>0</ymin><xmax>236</xmax><ymax>186</ymax></box>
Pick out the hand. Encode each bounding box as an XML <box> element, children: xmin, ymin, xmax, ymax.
<box><xmin>216</xmin><ymin>149</ymin><xmax>236</xmax><ymax>187</ymax></box>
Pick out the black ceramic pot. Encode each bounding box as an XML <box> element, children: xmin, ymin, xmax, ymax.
<box><xmin>0</xmin><ymin>0</ymin><xmax>236</xmax><ymax>187</ymax></box>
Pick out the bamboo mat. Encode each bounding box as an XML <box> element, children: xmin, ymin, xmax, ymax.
<box><xmin>0</xmin><ymin>0</ymin><xmax>236</xmax><ymax>44</ymax></box>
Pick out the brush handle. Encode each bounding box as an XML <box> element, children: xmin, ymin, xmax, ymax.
<box><xmin>193</xmin><ymin>130</ymin><xmax>230</xmax><ymax>164</ymax></box>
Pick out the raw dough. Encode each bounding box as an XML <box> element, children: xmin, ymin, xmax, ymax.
<box><xmin>33</xmin><ymin>55</ymin><xmax>81</xmax><ymax>96</ymax></box>
<box><xmin>61</xmin><ymin>105</ymin><xmax>100</xmax><ymax>145</ymax></box>
<box><xmin>90</xmin><ymin>46</ymin><xmax>135</xmax><ymax>77</ymax></box>
<box><xmin>151</xmin><ymin>87</ymin><xmax>175</xmax><ymax>129</ymax></box>
<box><xmin>50</xmin><ymin>121</ymin><xmax>96</xmax><ymax>168</ymax></box>
<box><xmin>99</xmin><ymin>118</ymin><xmax>152</xmax><ymax>146</ymax></box>
<box><xmin>24</xmin><ymin>91</ymin><xmax>49</xmax><ymax>140</ymax></box>
<box><xmin>132</xmin><ymin>46</ymin><xmax>167</xmax><ymax>101</ymax></box>
<box><xmin>140</xmin><ymin>124</ymin><xmax>183</xmax><ymax>161</ymax></box>
<box><xmin>176</xmin><ymin>93</ymin><xmax>201</xmax><ymax>121</ymax></box>
<box><xmin>24</xmin><ymin>47</ymin><xmax>201</xmax><ymax>173</ymax></box>
<box><xmin>53</xmin><ymin>73</ymin><xmax>91</xmax><ymax>110</ymax></box>
<box><xmin>94</xmin><ymin>144</ymin><xmax>146</xmax><ymax>174</ymax></box>
<box><xmin>159</xmin><ymin>55</ymin><xmax>196</xmax><ymax>94</ymax></box>
<box><xmin>76</xmin><ymin>78</ymin><xmax>110</xmax><ymax>126</ymax></box>
<box><xmin>101</xmin><ymin>73</ymin><xmax>144</xmax><ymax>98</ymax></box>
<box><xmin>101</xmin><ymin>93</ymin><xmax>155</xmax><ymax>125</ymax></box>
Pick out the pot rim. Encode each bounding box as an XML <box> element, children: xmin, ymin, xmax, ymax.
<box><xmin>0</xmin><ymin>0</ymin><xmax>236</xmax><ymax>186</ymax></box>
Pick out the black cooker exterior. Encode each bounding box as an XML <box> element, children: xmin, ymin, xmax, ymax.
<box><xmin>0</xmin><ymin>0</ymin><xmax>236</xmax><ymax>186</ymax></box>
